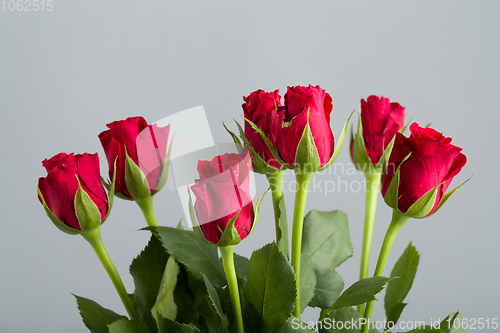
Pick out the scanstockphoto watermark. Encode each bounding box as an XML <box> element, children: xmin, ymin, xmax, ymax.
<box><xmin>291</xmin><ymin>317</ymin><xmax>500</xmax><ymax>331</ymax></box>
<box><xmin>267</xmin><ymin>162</ymin><xmax>398</xmax><ymax>196</ymax></box>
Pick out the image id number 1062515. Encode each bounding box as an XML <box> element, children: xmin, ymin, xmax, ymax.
<box><xmin>1</xmin><ymin>0</ymin><xmax>53</xmax><ymax>11</ymax></box>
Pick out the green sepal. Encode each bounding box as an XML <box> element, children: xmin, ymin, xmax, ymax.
<box><xmin>383</xmin><ymin>152</ymin><xmax>412</xmax><ymax>210</ymax></box>
<box><xmin>216</xmin><ymin>208</ymin><xmax>242</xmax><ymax>247</ymax></box>
<box><xmin>293</xmin><ymin>108</ymin><xmax>322</xmax><ymax>173</ymax></box>
<box><xmin>152</xmin><ymin>134</ymin><xmax>174</xmax><ymax>196</ymax></box>
<box><xmin>235</xmin><ymin>119</ymin><xmax>285</xmax><ymax>174</ymax></box>
<box><xmin>318</xmin><ymin>110</ymin><xmax>355</xmax><ymax>171</ymax></box>
<box><xmin>74</xmin><ymin>176</ymin><xmax>103</xmax><ymax>232</ymax></box>
<box><xmin>37</xmin><ymin>187</ymin><xmax>80</xmax><ymax>235</ymax></box>
<box><xmin>247</xmin><ymin>187</ymin><xmax>269</xmax><ymax>238</ymax></box>
<box><xmin>124</xmin><ymin>146</ymin><xmax>152</xmax><ymax>200</ymax></box>
<box><xmin>400</xmin><ymin>114</ymin><xmax>414</xmax><ymax>134</ymax></box>
<box><xmin>425</xmin><ymin>176</ymin><xmax>471</xmax><ymax>218</ymax></box>
<box><xmin>187</xmin><ymin>187</ymin><xmax>212</xmax><ymax>245</ymax></box>
<box><xmin>223</xmin><ymin>122</ymin><xmax>245</xmax><ymax>153</ymax></box>
<box><xmin>351</xmin><ymin>110</ymin><xmax>374</xmax><ymax>172</ymax></box>
<box><xmin>103</xmin><ymin>156</ymin><xmax>117</xmax><ymax>221</ymax></box>
<box><xmin>243</xmin><ymin>117</ymin><xmax>288</xmax><ymax>167</ymax></box>
<box><xmin>151</xmin><ymin>256</ymin><xmax>180</xmax><ymax>324</ymax></box>
<box><xmin>404</xmin><ymin>184</ymin><xmax>440</xmax><ymax>219</ymax></box>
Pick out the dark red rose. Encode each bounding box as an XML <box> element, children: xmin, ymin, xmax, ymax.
<box><xmin>38</xmin><ymin>153</ymin><xmax>108</xmax><ymax>233</ymax></box>
<box><xmin>382</xmin><ymin>123</ymin><xmax>467</xmax><ymax>217</ymax></box>
<box><xmin>352</xmin><ymin>95</ymin><xmax>405</xmax><ymax>166</ymax></box>
<box><xmin>277</xmin><ymin>85</ymin><xmax>334</xmax><ymax>170</ymax></box>
<box><xmin>243</xmin><ymin>89</ymin><xmax>283</xmax><ymax>170</ymax></box>
<box><xmin>191</xmin><ymin>152</ymin><xmax>254</xmax><ymax>244</ymax></box>
<box><xmin>98</xmin><ymin>117</ymin><xmax>170</xmax><ymax>200</ymax></box>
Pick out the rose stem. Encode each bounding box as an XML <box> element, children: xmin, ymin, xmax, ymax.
<box><xmin>219</xmin><ymin>245</ymin><xmax>244</xmax><ymax>333</ymax></box>
<box><xmin>361</xmin><ymin>209</ymin><xmax>410</xmax><ymax>333</ymax></box>
<box><xmin>357</xmin><ymin>169</ymin><xmax>382</xmax><ymax>314</ymax></box>
<box><xmin>81</xmin><ymin>228</ymin><xmax>140</xmax><ymax>321</ymax></box>
<box><xmin>266</xmin><ymin>170</ymin><xmax>287</xmax><ymax>257</ymax></box>
<box><xmin>136</xmin><ymin>196</ymin><xmax>159</xmax><ymax>226</ymax></box>
<box><xmin>291</xmin><ymin>171</ymin><xmax>313</xmax><ymax>319</ymax></box>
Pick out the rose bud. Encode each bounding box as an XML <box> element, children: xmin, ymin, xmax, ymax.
<box><xmin>98</xmin><ymin>116</ymin><xmax>171</xmax><ymax>201</ymax></box>
<box><xmin>276</xmin><ymin>85</ymin><xmax>335</xmax><ymax>172</ymax></box>
<box><xmin>38</xmin><ymin>153</ymin><xmax>110</xmax><ymax>234</ymax></box>
<box><xmin>241</xmin><ymin>89</ymin><xmax>284</xmax><ymax>174</ymax></box>
<box><xmin>382</xmin><ymin>123</ymin><xmax>468</xmax><ymax>218</ymax></box>
<box><xmin>189</xmin><ymin>151</ymin><xmax>265</xmax><ymax>246</ymax></box>
<box><xmin>351</xmin><ymin>95</ymin><xmax>405</xmax><ymax>172</ymax></box>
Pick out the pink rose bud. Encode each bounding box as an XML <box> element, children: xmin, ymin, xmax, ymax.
<box><xmin>98</xmin><ymin>116</ymin><xmax>171</xmax><ymax>201</ymax></box>
<box><xmin>351</xmin><ymin>95</ymin><xmax>405</xmax><ymax>171</ymax></box>
<box><xmin>38</xmin><ymin>153</ymin><xmax>109</xmax><ymax>234</ymax></box>
<box><xmin>242</xmin><ymin>89</ymin><xmax>283</xmax><ymax>173</ymax></box>
<box><xmin>190</xmin><ymin>152</ymin><xmax>255</xmax><ymax>245</ymax></box>
<box><xmin>277</xmin><ymin>85</ymin><xmax>335</xmax><ymax>172</ymax></box>
<box><xmin>382</xmin><ymin>123</ymin><xmax>467</xmax><ymax>218</ymax></box>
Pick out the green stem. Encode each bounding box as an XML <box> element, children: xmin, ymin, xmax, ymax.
<box><xmin>361</xmin><ymin>210</ymin><xmax>410</xmax><ymax>333</ymax></box>
<box><xmin>219</xmin><ymin>245</ymin><xmax>244</xmax><ymax>333</ymax></box>
<box><xmin>357</xmin><ymin>169</ymin><xmax>381</xmax><ymax>314</ymax></box>
<box><xmin>291</xmin><ymin>171</ymin><xmax>314</xmax><ymax>319</ymax></box>
<box><xmin>81</xmin><ymin>228</ymin><xmax>140</xmax><ymax>321</ymax></box>
<box><xmin>136</xmin><ymin>196</ymin><xmax>158</xmax><ymax>227</ymax></box>
<box><xmin>266</xmin><ymin>170</ymin><xmax>285</xmax><ymax>251</ymax></box>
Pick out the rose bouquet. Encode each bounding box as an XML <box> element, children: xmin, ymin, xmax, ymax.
<box><xmin>38</xmin><ymin>85</ymin><xmax>469</xmax><ymax>333</ymax></box>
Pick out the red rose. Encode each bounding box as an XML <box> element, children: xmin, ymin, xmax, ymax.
<box><xmin>98</xmin><ymin>117</ymin><xmax>170</xmax><ymax>200</ymax></box>
<box><xmin>242</xmin><ymin>89</ymin><xmax>283</xmax><ymax>171</ymax></box>
<box><xmin>351</xmin><ymin>95</ymin><xmax>405</xmax><ymax>168</ymax></box>
<box><xmin>38</xmin><ymin>153</ymin><xmax>109</xmax><ymax>233</ymax></box>
<box><xmin>382</xmin><ymin>123</ymin><xmax>467</xmax><ymax>217</ymax></box>
<box><xmin>277</xmin><ymin>85</ymin><xmax>334</xmax><ymax>171</ymax></box>
<box><xmin>190</xmin><ymin>152</ymin><xmax>254</xmax><ymax>245</ymax></box>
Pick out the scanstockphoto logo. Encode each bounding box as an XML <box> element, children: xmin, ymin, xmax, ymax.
<box><xmin>135</xmin><ymin>105</ymin><xmax>393</xmax><ymax>228</ymax></box>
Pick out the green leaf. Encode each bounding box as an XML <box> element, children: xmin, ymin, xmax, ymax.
<box><xmin>383</xmin><ymin>153</ymin><xmax>411</xmax><ymax>211</ymax></box>
<box><xmin>331</xmin><ymin>277</ymin><xmax>391</xmax><ymax>310</ymax></box>
<box><xmin>129</xmin><ymin>234</ymin><xmax>169</xmax><ymax>330</ymax></box>
<box><xmin>153</xmin><ymin>226</ymin><xmax>226</xmax><ymax>287</ymax></box>
<box><xmin>277</xmin><ymin>316</ymin><xmax>315</xmax><ymax>333</ymax></box>
<box><xmin>425</xmin><ymin>177</ymin><xmax>471</xmax><ymax>218</ymax></box>
<box><xmin>385</xmin><ymin>242</ymin><xmax>420</xmax><ymax>327</ymax></box>
<box><xmin>309</xmin><ymin>269</ymin><xmax>344</xmax><ymax>309</ymax></box>
<box><xmin>243</xmin><ymin>117</ymin><xmax>287</xmax><ymax>167</ymax></box>
<box><xmin>277</xmin><ymin>196</ymin><xmax>289</xmax><ymax>258</ymax></box>
<box><xmin>300</xmin><ymin>254</ymin><xmax>316</xmax><ymax>313</ymax></box>
<box><xmin>156</xmin><ymin>315</ymin><xmax>201</xmax><ymax>333</ymax></box>
<box><xmin>234</xmin><ymin>253</ymin><xmax>250</xmax><ymax>280</ymax></box>
<box><xmin>247</xmin><ymin>188</ymin><xmax>269</xmax><ymax>237</ymax></box>
<box><xmin>108</xmin><ymin>319</ymin><xmax>152</xmax><ymax>333</ymax></box>
<box><xmin>151</xmin><ymin>256</ymin><xmax>180</xmax><ymax>323</ymax></box>
<box><xmin>202</xmin><ymin>273</ymin><xmax>228</xmax><ymax>329</ymax></box>
<box><xmin>352</xmin><ymin>110</ymin><xmax>373</xmax><ymax>171</ymax></box>
<box><xmin>243</xmin><ymin>242</ymin><xmax>296</xmax><ymax>332</ymax></box>
<box><xmin>319</xmin><ymin>306</ymin><xmax>379</xmax><ymax>333</ymax></box>
<box><xmin>74</xmin><ymin>294</ymin><xmax>126</xmax><ymax>333</ymax></box>
<box><xmin>301</xmin><ymin>210</ymin><xmax>353</xmax><ymax>270</ymax></box>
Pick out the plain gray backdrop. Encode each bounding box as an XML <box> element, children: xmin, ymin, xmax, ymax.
<box><xmin>1</xmin><ymin>1</ymin><xmax>499</xmax><ymax>332</ymax></box>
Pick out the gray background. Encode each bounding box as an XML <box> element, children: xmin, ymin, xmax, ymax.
<box><xmin>1</xmin><ymin>1</ymin><xmax>499</xmax><ymax>332</ymax></box>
